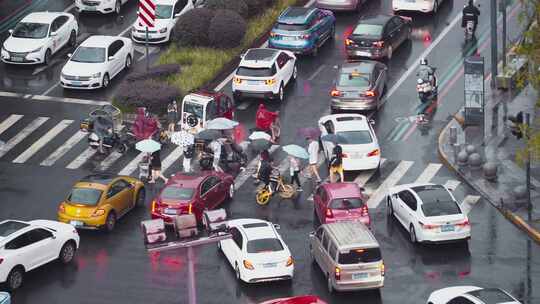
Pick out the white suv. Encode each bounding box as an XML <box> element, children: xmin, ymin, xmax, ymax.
<box><xmin>232</xmin><ymin>48</ymin><xmax>297</xmax><ymax>102</ymax></box>
<box><xmin>0</xmin><ymin>220</ymin><xmax>80</xmax><ymax>290</ymax></box>
<box><xmin>76</xmin><ymin>0</ymin><xmax>129</xmax><ymax>14</ymax></box>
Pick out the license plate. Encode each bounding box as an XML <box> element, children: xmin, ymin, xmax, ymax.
<box><xmin>356</xmin><ymin>51</ymin><xmax>371</xmax><ymax>57</ymax></box>
<box><xmin>164</xmin><ymin>208</ymin><xmax>177</xmax><ymax>215</ymax></box>
<box><xmin>441</xmin><ymin>224</ymin><xmax>455</xmax><ymax>232</ymax></box>
<box><xmin>247</xmin><ymin>80</ymin><xmax>260</xmax><ymax>85</ymax></box>
<box><xmin>281</xmin><ymin>36</ymin><xmax>296</xmax><ymax>41</ymax></box>
<box><xmin>352</xmin><ymin>272</ymin><xmax>368</xmax><ymax>280</ymax></box>
<box><xmin>11</xmin><ymin>57</ymin><xmax>23</xmax><ymax>62</ymax></box>
<box><xmin>85</xmin><ymin>6</ymin><xmax>97</xmax><ymax>10</ymax></box>
<box><xmin>263</xmin><ymin>263</ymin><xmax>277</xmax><ymax>268</ymax></box>
<box><xmin>70</xmin><ymin>220</ymin><xmax>84</xmax><ymax>227</ymax></box>
<box><xmin>71</xmin><ymin>81</ymin><xmax>82</xmax><ymax>85</ymax></box>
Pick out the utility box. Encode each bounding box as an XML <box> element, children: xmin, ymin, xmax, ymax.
<box><xmin>203</xmin><ymin>209</ymin><xmax>229</xmax><ymax>234</ymax></box>
<box><xmin>141</xmin><ymin>219</ymin><xmax>167</xmax><ymax>245</ymax></box>
<box><xmin>175</xmin><ymin>214</ymin><xmax>198</xmax><ymax>239</ymax></box>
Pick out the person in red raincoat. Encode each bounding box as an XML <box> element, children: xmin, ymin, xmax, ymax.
<box><xmin>255</xmin><ymin>104</ymin><xmax>280</xmax><ymax>143</ymax></box>
<box><xmin>132</xmin><ymin>107</ymin><xmax>159</xmax><ymax>140</ymax></box>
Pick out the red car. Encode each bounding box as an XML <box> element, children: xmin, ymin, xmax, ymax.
<box><xmin>313</xmin><ymin>182</ymin><xmax>370</xmax><ymax>226</ymax></box>
<box><xmin>259</xmin><ymin>296</ymin><xmax>327</xmax><ymax>304</ymax></box>
<box><xmin>151</xmin><ymin>171</ymin><xmax>235</xmax><ymax>224</ymax></box>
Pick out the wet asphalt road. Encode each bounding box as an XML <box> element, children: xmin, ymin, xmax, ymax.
<box><xmin>1</xmin><ymin>0</ymin><xmax>540</xmax><ymax>303</ymax></box>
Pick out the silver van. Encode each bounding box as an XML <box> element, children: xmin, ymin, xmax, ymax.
<box><xmin>309</xmin><ymin>221</ymin><xmax>384</xmax><ymax>293</ymax></box>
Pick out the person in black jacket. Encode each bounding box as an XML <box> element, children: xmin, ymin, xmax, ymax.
<box><xmin>461</xmin><ymin>0</ymin><xmax>480</xmax><ymax>33</ymax></box>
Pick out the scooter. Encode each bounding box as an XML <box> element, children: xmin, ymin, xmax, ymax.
<box><xmin>416</xmin><ymin>77</ymin><xmax>437</xmax><ymax>103</ymax></box>
<box><xmin>464</xmin><ymin>20</ymin><xmax>475</xmax><ymax>41</ymax></box>
<box><xmin>88</xmin><ymin>132</ymin><xmax>128</xmax><ymax>154</ymax></box>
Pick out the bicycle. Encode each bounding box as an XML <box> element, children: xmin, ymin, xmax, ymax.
<box><xmin>255</xmin><ymin>169</ymin><xmax>296</xmax><ymax>205</ymax></box>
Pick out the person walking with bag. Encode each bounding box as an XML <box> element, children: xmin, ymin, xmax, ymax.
<box><xmin>307</xmin><ymin>136</ymin><xmax>322</xmax><ymax>183</ymax></box>
<box><xmin>149</xmin><ymin>150</ymin><xmax>168</xmax><ymax>184</ymax></box>
<box><xmin>329</xmin><ymin>144</ymin><xmax>344</xmax><ymax>183</ymax></box>
<box><xmin>167</xmin><ymin>101</ymin><xmax>178</xmax><ymax>133</ymax></box>
<box><xmin>289</xmin><ymin>155</ymin><xmax>302</xmax><ymax>191</ymax></box>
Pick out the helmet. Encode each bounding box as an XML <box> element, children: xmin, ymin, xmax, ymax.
<box><xmin>420</xmin><ymin>58</ymin><xmax>428</xmax><ymax>65</ymax></box>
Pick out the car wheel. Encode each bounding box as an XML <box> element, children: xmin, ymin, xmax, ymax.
<box><xmin>327</xmin><ymin>276</ymin><xmax>334</xmax><ymax>294</ymax></box>
<box><xmin>387</xmin><ymin>45</ymin><xmax>393</xmax><ymax>60</ymax></box>
<box><xmin>136</xmin><ymin>188</ymin><xmax>146</xmax><ymax>207</ymax></box>
<box><xmin>125</xmin><ymin>55</ymin><xmax>132</xmax><ymax>70</ymax></box>
<box><xmin>68</xmin><ymin>31</ymin><xmax>77</xmax><ymax>47</ymax></box>
<box><xmin>291</xmin><ymin>65</ymin><xmax>297</xmax><ymax>82</ymax></box>
<box><xmin>410</xmin><ymin>225</ymin><xmax>417</xmax><ymax>243</ymax></box>
<box><xmin>115</xmin><ymin>0</ymin><xmax>121</xmax><ymax>14</ymax></box>
<box><xmin>105</xmin><ymin>212</ymin><xmax>116</xmax><ymax>232</ymax></box>
<box><xmin>59</xmin><ymin>241</ymin><xmax>76</xmax><ymax>264</ymax></box>
<box><xmin>44</xmin><ymin>49</ymin><xmax>52</xmax><ymax>65</ymax></box>
<box><xmin>277</xmin><ymin>83</ymin><xmax>284</xmax><ymax>102</ymax></box>
<box><xmin>386</xmin><ymin>197</ymin><xmax>393</xmax><ymax>216</ymax></box>
<box><xmin>227</xmin><ymin>184</ymin><xmax>235</xmax><ymax>200</ymax></box>
<box><xmin>235</xmin><ymin>263</ymin><xmax>241</xmax><ymax>281</ymax></box>
<box><xmin>7</xmin><ymin>267</ymin><xmax>24</xmax><ymax>290</ymax></box>
<box><xmin>102</xmin><ymin>73</ymin><xmax>110</xmax><ymax>88</ymax></box>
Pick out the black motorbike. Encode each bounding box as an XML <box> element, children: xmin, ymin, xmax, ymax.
<box><xmin>88</xmin><ymin>131</ymin><xmax>128</xmax><ymax>154</ymax></box>
<box><xmin>199</xmin><ymin>141</ymin><xmax>248</xmax><ymax>175</ymax></box>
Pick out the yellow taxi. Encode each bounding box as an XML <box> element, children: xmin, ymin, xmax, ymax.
<box><xmin>58</xmin><ymin>174</ymin><xmax>145</xmax><ymax>232</ymax></box>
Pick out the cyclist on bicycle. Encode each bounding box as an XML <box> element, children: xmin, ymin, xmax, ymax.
<box><xmin>258</xmin><ymin>158</ymin><xmax>275</xmax><ymax>194</ymax></box>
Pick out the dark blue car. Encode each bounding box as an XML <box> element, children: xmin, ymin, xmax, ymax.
<box><xmin>269</xmin><ymin>7</ymin><xmax>336</xmax><ymax>56</ymax></box>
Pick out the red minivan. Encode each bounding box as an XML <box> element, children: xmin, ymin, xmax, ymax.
<box><xmin>313</xmin><ymin>182</ymin><xmax>370</xmax><ymax>227</ymax></box>
<box><xmin>151</xmin><ymin>171</ymin><xmax>234</xmax><ymax>224</ymax></box>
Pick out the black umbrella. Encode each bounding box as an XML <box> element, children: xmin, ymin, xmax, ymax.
<box><xmin>93</xmin><ymin>115</ymin><xmax>114</xmax><ymax>138</ymax></box>
<box><xmin>195</xmin><ymin>129</ymin><xmax>222</xmax><ymax>141</ymax></box>
<box><xmin>250</xmin><ymin>139</ymin><xmax>272</xmax><ymax>152</ymax></box>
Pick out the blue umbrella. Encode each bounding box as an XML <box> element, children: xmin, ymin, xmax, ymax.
<box><xmin>282</xmin><ymin>144</ymin><xmax>309</xmax><ymax>159</ymax></box>
<box><xmin>135</xmin><ymin>139</ymin><xmax>161</xmax><ymax>153</ymax></box>
<box><xmin>206</xmin><ymin>117</ymin><xmax>239</xmax><ymax>130</ymax></box>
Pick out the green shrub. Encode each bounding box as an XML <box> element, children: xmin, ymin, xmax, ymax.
<box><xmin>205</xmin><ymin>0</ymin><xmax>248</xmax><ymax>18</ymax></box>
<box><xmin>126</xmin><ymin>64</ymin><xmax>181</xmax><ymax>81</ymax></box>
<box><xmin>116</xmin><ymin>80</ymin><xmax>181</xmax><ymax>115</ymax></box>
<box><xmin>171</xmin><ymin>8</ymin><xmax>215</xmax><ymax>47</ymax></box>
<box><xmin>208</xmin><ymin>9</ymin><xmax>247</xmax><ymax>49</ymax></box>
<box><xmin>244</xmin><ymin>0</ymin><xmax>270</xmax><ymax>15</ymax></box>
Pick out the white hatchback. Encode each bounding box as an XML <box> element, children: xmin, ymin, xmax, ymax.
<box><xmin>392</xmin><ymin>0</ymin><xmax>443</xmax><ymax>14</ymax></box>
<box><xmin>131</xmin><ymin>0</ymin><xmax>194</xmax><ymax>44</ymax></box>
<box><xmin>1</xmin><ymin>12</ymin><xmax>78</xmax><ymax>65</ymax></box>
<box><xmin>75</xmin><ymin>0</ymin><xmax>129</xmax><ymax>14</ymax></box>
<box><xmin>387</xmin><ymin>183</ymin><xmax>471</xmax><ymax>244</ymax></box>
<box><xmin>60</xmin><ymin>35</ymin><xmax>134</xmax><ymax>90</ymax></box>
<box><xmin>218</xmin><ymin>219</ymin><xmax>294</xmax><ymax>283</ymax></box>
<box><xmin>0</xmin><ymin>220</ymin><xmax>80</xmax><ymax>290</ymax></box>
<box><xmin>232</xmin><ymin>48</ymin><xmax>297</xmax><ymax>102</ymax></box>
<box><xmin>318</xmin><ymin>113</ymin><xmax>380</xmax><ymax>171</ymax></box>
<box><xmin>427</xmin><ymin>286</ymin><xmax>522</xmax><ymax>304</ymax></box>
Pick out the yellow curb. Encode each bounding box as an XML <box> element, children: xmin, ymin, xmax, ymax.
<box><xmin>501</xmin><ymin>209</ymin><xmax>540</xmax><ymax>245</ymax></box>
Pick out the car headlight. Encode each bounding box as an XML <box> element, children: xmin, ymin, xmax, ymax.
<box><xmin>29</xmin><ymin>47</ymin><xmax>42</xmax><ymax>53</ymax></box>
<box><xmin>159</xmin><ymin>27</ymin><xmax>168</xmax><ymax>33</ymax></box>
<box><xmin>92</xmin><ymin>72</ymin><xmax>102</xmax><ymax>78</ymax></box>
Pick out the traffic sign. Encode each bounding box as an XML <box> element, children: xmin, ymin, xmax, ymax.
<box><xmin>138</xmin><ymin>0</ymin><xmax>156</xmax><ymax>28</ymax></box>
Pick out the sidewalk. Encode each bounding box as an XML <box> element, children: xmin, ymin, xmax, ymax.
<box><xmin>438</xmin><ymin>82</ymin><xmax>540</xmax><ymax>244</ymax></box>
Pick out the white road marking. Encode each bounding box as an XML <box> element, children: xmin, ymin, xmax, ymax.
<box><xmin>308</xmin><ymin>64</ymin><xmax>326</xmax><ymax>81</ymax></box>
<box><xmin>354</xmin><ymin>158</ymin><xmax>387</xmax><ymax>186</ymax></box>
<box><xmin>414</xmin><ymin>163</ymin><xmax>442</xmax><ymax>184</ymax></box>
<box><xmin>118</xmin><ymin>152</ymin><xmax>146</xmax><ymax>176</ymax></box>
<box><xmin>233</xmin><ymin>145</ymin><xmax>280</xmax><ymax>190</ymax></box>
<box><xmin>0</xmin><ymin>117</ymin><xmax>50</xmax><ymax>158</ymax></box>
<box><xmin>66</xmin><ymin>147</ymin><xmax>97</xmax><ymax>169</ymax></box>
<box><xmin>162</xmin><ymin>146</ymin><xmax>184</xmax><ymax>173</ymax></box>
<box><xmin>41</xmin><ymin>130</ymin><xmax>87</xmax><ymax>166</ymax></box>
<box><xmin>0</xmin><ymin>114</ymin><xmax>23</xmax><ymax>135</ymax></box>
<box><xmin>64</xmin><ymin>3</ymin><xmax>76</xmax><ymax>12</ymax></box>
<box><xmin>0</xmin><ymin>91</ymin><xmax>110</xmax><ymax>105</ymax></box>
<box><xmin>13</xmin><ymin>119</ymin><xmax>73</xmax><ymax>163</ymax></box>
<box><xmin>366</xmin><ymin>160</ymin><xmax>414</xmax><ymax>208</ymax></box>
<box><xmin>96</xmin><ymin>151</ymin><xmax>124</xmax><ymax>171</ymax></box>
<box><xmin>444</xmin><ymin>179</ymin><xmax>461</xmax><ymax>191</ymax></box>
<box><xmin>41</xmin><ymin>82</ymin><xmax>60</xmax><ymax>96</ymax></box>
<box><xmin>461</xmin><ymin>195</ymin><xmax>481</xmax><ymax>214</ymax></box>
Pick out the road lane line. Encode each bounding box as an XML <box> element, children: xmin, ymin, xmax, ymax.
<box><xmin>64</xmin><ymin>3</ymin><xmax>76</xmax><ymax>12</ymax></box>
<box><xmin>354</xmin><ymin>158</ymin><xmax>387</xmax><ymax>185</ymax></box>
<box><xmin>118</xmin><ymin>152</ymin><xmax>146</xmax><ymax>176</ymax></box>
<box><xmin>308</xmin><ymin>64</ymin><xmax>326</xmax><ymax>81</ymax></box>
<box><xmin>414</xmin><ymin>163</ymin><xmax>442</xmax><ymax>184</ymax></box>
<box><xmin>13</xmin><ymin>119</ymin><xmax>73</xmax><ymax>163</ymax></box>
<box><xmin>461</xmin><ymin>195</ymin><xmax>481</xmax><ymax>214</ymax></box>
<box><xmin>0</xmin><ymin>91</ymin><xmax>110</xmax><ymax>105</ymax></box>
<box><xmin>40</xmin><ymin>130</ymin><xmax>87</xmax><ymax>166</ymax></box>
<box><xmin>366</xmin><ymin>160</ymin><xmax>414</xmax><ymax>209</ymax></box>
<box><xmin>444</xmin><ymin>179</ymin><xmax>461</xmax><ymax>191</ymax></box>
<box><xmin>0</xmin><ymin>117</ymin><xmax>50</xmax><ymax>158</ymax></box>
<box><xmin>66</xmin><ymin>147</ymin><xmax>97</xmax><ymax>169</ymax></box>
<box><xmin>96</xmin><ymin>151</ymin><xmax>124</xmax><ymax>171</ymax></box>
<box><xmin>0</xmin><ymin>114</ymin><xmax>23</xmax><ymax>135</ymax></box>
<box><xmin>162</xmin><ymin>146</ymin><xmax>184</xmax><ymax>173</ymax></box>
<box><xmin>233</xmin><ymin>145</ymin><xmax>280</xmax><ymax>190</ymax></box>
<box><xmin>41</xmin><ymin>82</ymin><xmax>60</xmax><ymax>96</ymax></box>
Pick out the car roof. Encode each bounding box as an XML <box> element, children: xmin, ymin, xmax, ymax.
<box><xmin>390</xmin><ymin>183</ymin><xmax>453</xmax><ymax>204</ymax></box>
<box><xmin>322</xmin><ymin>183</ymin><xmax>362</xmax><ymax>199</ymax></box>
<box><xmin>240</xmin><ymin>48</ymin><xmax>279</xmax><ymax>68</ymax></box>
<box><xmin>321</xmin><ymin>114</ymin><xmax>370</xmax><ymax>131</ymax></box>
<box><xmin>167</xmin><ymin>172</ymin><xmax>210</xmax><ymax>188</ymax></box>
<box><xmin>80</xmin><ymin>35</ymin><xmax>119</xmax><ymax>47</ymax></box>
<box><xmin>323</xmin><ymin>221</ymin><xmax>378</xmax><ymax>248</ymax></box>
<box><xmin>358</xmin><ymin>14</ymin><xmax>393</xmax><ymax>25</ymax></box>
<box><xmin>278</xmin><ymin>7</ymin><xmax>317</xmax><ymax>24</ymax></box>
<box><xmin>465</xmin><ymin>288</ymin><xmax>521</xmax><ymax>304</ymax></box>
<box><xmin>229</xmin><ymin>218</ymin><xmax>277</xmax><ymax>240</ymax></box>
<box><xmin>339</xmin><ymin>61</ymin><xmax>377</xmax><ymax>74</ymax></box>
<box><xmin>21</xmin><ymin>12</ymin><xmax>68</xmax><ymax>24</ymax></box>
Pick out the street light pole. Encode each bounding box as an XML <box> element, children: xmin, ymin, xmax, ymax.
<box><xmin>501</xmin><ymin>0</ymin><xmax>507</xmax><ymax>69</ymax></box>
<box><xmin>525</xmin><ymin>113</ymin><xmax>531</xmax><ymax>222</ymax></box>
<box><xmin>187</xmin><ymin>247</ymin><xmax>196</xmax><ymax>304</ymax></box>
<box><xmin>490</xmin><ymin>0</ymin><xmax>498</xmax><ymax>87</ymax></box>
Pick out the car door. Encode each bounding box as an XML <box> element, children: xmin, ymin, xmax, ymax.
<box><xmin>107</xmin><ymin>40</ymin><xmax>123</xmax><ymax>77</ymax></box>
<box><xmin>220</xmin><ymin>226</ymin><xmax>239</xmax><ymax>266</ymax></box>
<box><xmin>49</xmin><ymin>18</ymin><xmax>63</xmax><ymax>54</ymax></box>
<box><xmin>391</xmin><ymin>16</ymin><xmax>407</xmax><ymax>47</ymax></box>
<box><xmin>318</xmin><ymin>119</ymin><xmax>335</xmax><ymax>159</ymax></box>
<box><xmin>375</xmin><ymin>62</ymin><xmax>387</xmax><ymax>94</ymax></box>
<box><xmin>173</xmin><ymin>0</ymin><xmax>192</xmax><ymax>19</ymax></box>
<box><xmin>106</xmin><ymin>180</ymin><xmax>132</xmax><ymax>214</ymax></box>
<box><xmin>311</xmin><ymin>227</ymin><xmax>326</xmax><ymax>267</ymax></box>
<box><xmin>3</xmin><ymin>232</ymin><xmax>38</xmax><ymax>270</ymax></box>
<box><xmin>400</xmin><ymin>190</ymin><xmax>418</xmax><ymax>228</ymax></box>
<box><xmin>224</xmin><ymin>227</ymin><xmax>244</xmax><ymax>268</ymax></box>
<box><xmin>198</xmin><ymin>177</ymin><xmax>214</xmax><ymax>212</ymax></box>
<box><xmin>317</xmin><ymin>10</ymin><xmax>332</xmax><ymax>41</ymax></box>
<box><xmin>208</xmin><ymin>175</ymin><xmax>225</xmax><ymax>208</ymax></box>
<box><xmin>276</xmin><ymin>53</ymin><xmax>291</xmax><ymax>85</ymax></box>
<box><xmin>27</xmin><ymin>228</ymin><xmax>58</xmax><ymax>266</ymax></box>
<box><xmin>392</xmin><ymin>191</ymin><xmax>408</xmax><ymax>225</ymax></box>
<box><xmin>55</xmin><ymin>16</ymin><xmax>70</xmax><ymax>50</ymax></box>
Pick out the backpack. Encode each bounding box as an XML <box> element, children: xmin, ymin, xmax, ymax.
<box><xmin>330</xmin><ymin>145</ymin><xmax>343</xmax><ymax>167</ymax></box>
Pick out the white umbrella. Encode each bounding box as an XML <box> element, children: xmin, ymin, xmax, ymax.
<box><xmin>206</xmin><ymin>117</ymin><xmax>239</xmax><ymax>130</ymax></box>
<box><xmin>170</xmin><ymin>130</ymin><xmax>195</xmax><ymax>147</ymax></box>
<box><xmin>135</xmin><ymin>139</ymin><xmax>161</xmax><ymax>153</ymax></box>
<box><xmin>248</xmin><ymin>131</ymin><xmax>272</xmax><ymax>141</ymax></box>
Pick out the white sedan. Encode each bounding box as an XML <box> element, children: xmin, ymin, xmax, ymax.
<box><xmin>427</xmin><ymin>286</ymin><xmax>522</xmax><ymax>304</ymax></box>
<box><xmin>392</xmin><ymin>0</ymin><xmax>443</xmax><ymax>14</ymax></box>
<box><xmin>218</xmin><ymin>219</ymin><xmax>294</xmax><ymax>283</ymax></box>
<box><xmin>60</xmin><ymin>35</ymin><xmax>134</xmax><ymax>90</ymax></box>
<box><xmin>1</xmin><ymin>12</ymin><xmax>78</xmax><ymax>65</ymax></box>
<box><xmin>0</xmin><ymin>219</ymin><xmax>80</xmax><ymax>290</ymax></box>
<box><xmin>131</xmin><ymin>0</ymin><xmax>194</xmax><ymax>44</ymax></box>
<box><xmin>318</xmin><ymin>113</ymin><xmax>380</xmax><ymax>171</ymax></box>
<box><xmin>387</xmin><ymin>183</ymin><xmax>471</xmax><ymax>244</ymax></box>
<box><xmin>76</xmin><ymin>0</ymin><xmax>129</xmax><ymax>14</ymax></box>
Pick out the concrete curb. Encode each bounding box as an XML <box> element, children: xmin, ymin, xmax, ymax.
<box><xmin>437</xmin><ymin>113</ymin><xmax>540</xmax><ymax>245</ymax></box>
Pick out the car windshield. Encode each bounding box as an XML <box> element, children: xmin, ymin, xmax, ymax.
<box><xmin>67</xmin><ymin>188</ymin><xmax>102</xmax><ymax>206</ymax></box>
<box><xmin>184</xmin><ymin>101</ymin><xmax>204</xmax><ymax>119</ymax></box>
<box><xmin>353</xmin><ymin>24</ymin><xmax>383</xmax><ymax>37</ymax></box>
<box><xmin>275</xmin><ymin>22</ymin><xmax>309</xmax><ymax>31</ymax></box>
<box><xmin>421</xmin><ymin>200</ymin><xmax>461</xmax><ymax>217</ymax></box>
<box><xmin>155</xmin><ymin>4</ymin><xmax>173</xmax><ymax>19</ymax></box>
<box><xmin>161</xmin><ymin>186</ymin><xmax>194</xmax><ymax>200</ymax></box>
<box><xmin>339</xmin><ymin>247</ymin><xmax>381</xmax><ymax>264</ymax></box>
<box><xmin>246</xmin><ymin>238</ymin><xmax>284</xmax><ymax>253</ymax></box>
<box><xmin>338</xmin><ymin>72</ymin><xmax>370</xmax><ymax>87</ymax></box>
<box><xmin>337</xmin><ymin>130</ymin><xmax>373</xmax><ymax>144</ymax></box>
<box><xmin>467</xmin><ymin>288</ymin><xmax>516</xmax><ymax>304</ymax></box>
<box><xmin>12</xmin><ymin>22</ymin><xmax>49</xmax><ymax>39</ymax></box>
<box><xmin>329</xmin><ymin>198</ymin><xmax>364</xmax><ymax>210</ymax></box>
<box><xmin>0</xmin><ymin>221</ymin><xmax>29</xmax><ymax>237</ymax></box>
<box><xmin>71</xmin><ymin>47</ymin><xmax>106</xmax><ymax>63</ymax></box>
<box><xmin>236</xmin><ymin>67</ymin><xmax>275</xmax><ymax>77</ymax></box>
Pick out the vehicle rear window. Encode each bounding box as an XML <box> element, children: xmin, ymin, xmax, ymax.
<box><xmin>236</xmin><ymin>67</ymin><xmax>276</xmax><ymax>77</ymax></box>
<box><xmin>67</xmin><ymin>188</ymin><xmax>102</xmax><ymax>206</ymax></box>
<box><xmin>414</xmin><ymin>185</ymin><xmax>453</xmax><ymax>203</ymax></box>
<box><xmin>337</xmin><ymin>130</ymin><xmax>373</xmax><ymax>144</ymax></box>
<box><xmin>161</xmin><ymin>186</ymin><xmax>194</xmax><ymax>200</ymax></box>
<box><xmin>329</xmin><ymin>198</ymin><xmax>364</xmax><ymax>210</ymax></box>
<box><xmin>352</xmin><ymin>24</ymin><xmax>383</xmax><ymax>36</ymax></box>
<box><xmin>338</xmin><ymin>72</ymin><xmax>370</xmax><ymax>87</ymax></box>
<box><xmin>467</xmin><ymin>288</ymin><xmax>516</xmax><ymax>304</ymax></box>
<box><xmin>0</xmin><ymin>221</ymin><xmax>29</xmax><ymax>237</ymax></box>
<box><xmin>421</xmin><ymin>200</ymin><xmax>461</xmax><ymax>217</ymax></box>
<box><xmin>275</xmin><ymin>22</ymin><xmax>309</xmax><ymax>31</ymax></box>
<box><xmin>183</xmin><ymin>101</ymin><xmax>204</xmax><ymax>119</ymax></box>
<box><xmin>246</xmin><ymin>238</ymin><xmax>284</xmax><ymax>253</ymax></box>
<box><xmin>339</xmin><ymin>247</ymin><xmax>381</xmax><ymax>264</ymax></box>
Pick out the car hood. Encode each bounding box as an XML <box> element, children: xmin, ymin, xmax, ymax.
<box><xmin>29</xmin><ymin>219</ymin><xmax>74</xmax><ymax>231</ymax></box>
<box><xmin>62</xmin><ymin>60</ymin><xmax>106</xmax><ymax>77</ymax></box>
<box><xmin>3</xmin><ymin>37</ymin><xmax>47</xmax><ymax>53</ymax></box>
<box><xmin>133</xmin><ymin>18</ymin><xmax>171</xmax><ymax>31</ymax></box>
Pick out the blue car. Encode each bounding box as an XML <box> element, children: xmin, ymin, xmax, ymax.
<box><xmin>269</xmin><ymin>7</ymin><xmax>336</xmax><ymax>56</ymax></box>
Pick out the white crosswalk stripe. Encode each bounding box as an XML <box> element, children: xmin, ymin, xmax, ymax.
<box><xmin>118</xmin><ymin>152</ymin><xmax>146</xmax><ymax>176</ymax></box>
<box><xmin>0</xmin><ymin>117</ymin><xmax>50</xmax><ymax>158</ymax></box>
<box><xmin>414</xmin><ymin>163</ymin><xmax>442</xmax><ymax>184</ymax></box>
<box><xmin>66</xmin><ymin>147</ymin><xmax>97</xmax><ymax>170</ymax></box>
<box><xmin>0</xmin><ymin>114</ymin><xmax>23</xmax><ymax>135</ymax></box>
<box><xmin>162</xmin><ymin>146</ymin><xmax>184</xmax><ymax>173</ymax></box>
<box><xmin>40</xmin><ymin>130</ymin><xmax>87</xmax><ymax>166</ymax></box>
<box><xmin>461</xmin><ymin>195</ymin><xmax>481</xmax><ymax>214</ymax></box>
<box><xmin>354</xmin><ymin>158</ymin><xmax>387</xmax><ymax>186</ymax></box>
<box><xmin>234</xmin><ymin>145</ymin><xmax>280</xmax><ymax>190</ymax></box>
<box><xmin>13</xmin><ymin>120</ymin><xmax>73</xmax><ymax>163</ymax></box>
<box><xmin>444</xmin><ymin>179</ymin><xmax>461</xmax><ymax>191</ymax></box>
<box><xmin>366</xmin><ymin>160</ymin><xmax>414</xmax><ymax>208</ymax></box>
<box><xmin>96</xmin><ymin>151</ymin><xmax>124</xmax><ymax>171</ymax></box>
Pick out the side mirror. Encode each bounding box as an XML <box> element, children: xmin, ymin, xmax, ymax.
<box><xmin>239</xmin><ymin>53</ymin><xmax>245</xmax><ymax>59</ymax></box>
<box><xmin>273</xmin><ymin>224</ymin><xmax>281</xmax><ymax>230</ymax></box>
<box><xmin>369</xmin><ymin>119</ymin><xmax>375</xmax><ymax>125</ymax></box>
<box><xmin>8</xmin><ymin>29</ymin><xmax>13</xmax><ymax>34</ymax></box>
<box><xmin>67</xmin><ymin>53</ymin><xmax>72</xmax><ymax>58</ymax></box>
<box><xmin>108</xmin><ymin>56</ymin><xmax>115</xmax><ymax>61</ymax></box>
<box><xmin>174</xmin><ymin>13</ymin><xmax>181</xmax><ymax>18</ymax></box>
<box><xmin>50</xmin><ymin>32</ymin><xmax>57</xmax><ymax>37</ymax></box>
<box><xmin>51</xmin><ymin>234</ymin><xmax>56</xmax><ymax>239</ymax></box>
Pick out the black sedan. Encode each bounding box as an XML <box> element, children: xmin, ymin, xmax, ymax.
<box><xmin>345</xmin><ymin>14</ymin><xmax>412</xmax><ymax>60</ymax></box>
<box><xmin>330</xmin><ymin>60</ymin><xmax>388</xmax><ymax>112</ymax></box>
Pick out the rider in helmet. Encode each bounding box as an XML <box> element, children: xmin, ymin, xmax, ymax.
<box><xmin>417</xmin><ymin>58</ymin><xmax>436</xmax><ymax>87</ymax></box>
<box><xmin>462</xmin><ymin>0</ymin><xmax>480</xmax><ymax>34</ymax></box>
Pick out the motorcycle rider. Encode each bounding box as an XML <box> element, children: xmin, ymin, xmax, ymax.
<box><xmin>461</xmin><ymin>0</ymin><xmax>480</xmax><ymax>34</ymax></box>
<box><xmin>417</xmin><ymin>58</ymin><xmax>437</xmax><ymax>88</ymax></box>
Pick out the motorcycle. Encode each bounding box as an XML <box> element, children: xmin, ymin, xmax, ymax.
<box><xmin>416</xmin><ymin>68</ymin><xmax>437</xmax><ymax>103</ymax></box>
<box><xmin>88</xmin><ymin>131</ymin><xmax>128</xmax><ymax>154</ymax></box>
<box><xmin>199</xmin><ymin>141</ymin><xmax>248</xmax><ymax>175</ymax></box>
<box><xmin>464</xmin><ymin>20</ymin><xmax>475</xmax><ymax>41</ymax></box>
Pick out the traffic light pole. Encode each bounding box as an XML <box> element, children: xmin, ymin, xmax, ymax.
<box><xmin>525</xmin><ymin>113</ymin><xmax>531</xmax><ymax>221</ymax></box>
<box><xmin>490</xmin><ymin>0</ymin><xmax>498</xmax><ymax>87</ymax></box>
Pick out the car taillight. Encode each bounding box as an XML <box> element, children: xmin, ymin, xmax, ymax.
<box><xmin>326</xmin><ymin>208</ymin><xmax>333</xmax><ymax>218</ymax></box>
<box><xmin>380</xmin><ymin>262</ymin><xmax>385</xmax><ymax>276</ymax></box>
<box><xmin>456</xmin><ymin>219</ymin><xmax>470</xmax><ymax>227</ymax></box>
<box><xmin>372</xmin><ymin>41</ymin><xmax>384</xmax><ymax>48</ymax></box>
<box><xmin>151</xmin><ymin>200</ymin><xmax>157</xmax><ymax>213</ymax></box>
<box><xmin>419</xmin><ymin>221</ymin><xmax>439</xmax><ymax>229</ymax></box>
<box><xmin>299</xmin><ymin>34</ymin><xmax>310</xmax><ymax>39</ymax></box>
<box><xmin>335</xmin><ymin>266</ymin><xmax>341</xmax><ymax>280</ymax></box>
<box><xmin>363</xmin><ymin>90</ymin><xmax>376</xmax><ymax>97</ymax></box>
<box><xmin>367</xmin><ymin>149</ymin><xmax>380</xmax><ymax>157</ymax></box>
<box><xmin>265</xmin><ymin>78</ymin><xmax>276</xmax><ymax>85</ymax></box>
<box><xmin>58</xmin><ymin>204</ymin><xmax>65</xmax><ymax>213</ymax></box>
<box><xmin>243</xmin><ymin>259</ymin><xmax>254</xmax><ymax>270</ymax></box>
<box><xmin>345</xmin><ymin>38</ymin><xmax>354</xmax><ymax>46</ymax></box>
<box><xmin>361</xmin><ymin>205</ymin><xmax>369</xmax><ymax>217</ymax></box>
<box><xmin>188</xmin><ymin>203</ymin><xmax>192</xmax><ymax>214</ymax></box>
<box><xmin>330</xmin><ymin>89</ymin><xmax>342</xmax><ymax>97</ymax></box>
<box><xmin>270</xmin><ymin>32</ymin><xmax>277</xmax><ymax>37</ymax></box>
<box><xmin>286</xmin><ymin>256</ymin><xmax>294</xmax><ymax>267</ymax></box>
<box><xmin>92</xmin><ymin>209</ymin><xmax>105</xmax><ymax>217</ymax></box>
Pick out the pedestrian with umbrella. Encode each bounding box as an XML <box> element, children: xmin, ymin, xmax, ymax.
<box><xmin>282</xmin><ymin>145</ymin><xmax>309</xmax><ymax>192</ymax></box>
<box><xmin>149</xmin><ymin>150</ymin><xmax>168</xmax><ymax>184</ymax></box>
<box><xmin>171</xmin><ymin>129</ymin><xmax>195</xmax><ymax>173</ymax></box>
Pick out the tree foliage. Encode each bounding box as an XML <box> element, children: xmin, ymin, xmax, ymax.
<box><xmin>171</xmin><ymin>8</ymin><xmax>215</xmax><ymax>47</ymax></box>
<box><xmin>116</xmin><ymin>80</ymin><xmax>182</xmax><ymax>115</ymax></box>
<box><xmin>208</xmin><ymin>9</ymin><xmax>247</xmax><ymax>49</ymax></box>
<box><xmin>205</xmin><ymin>0</ymin><xmax>249</xmax><ymax>18</ymax></box>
